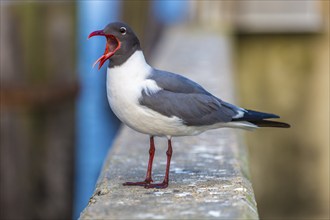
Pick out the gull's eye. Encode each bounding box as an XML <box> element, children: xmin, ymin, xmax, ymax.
<box><xmin>120</xmin><ymin>27</ymin><xmax>127</xmax><ymax>35</ymax></box>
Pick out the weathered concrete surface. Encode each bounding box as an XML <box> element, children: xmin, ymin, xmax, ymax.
<box><xmin>80</xmin><ymin>25</ymin><xmax>259</xmax><ymax>219</ymax></box>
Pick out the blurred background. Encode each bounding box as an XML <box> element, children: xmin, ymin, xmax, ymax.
<box><xmin>1</xmin><ymin>1</ymin><xmax>329</xmax><ymax>219</ymax></box>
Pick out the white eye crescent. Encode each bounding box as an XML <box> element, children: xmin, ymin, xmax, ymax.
<box><xmin>120</xmin><ymin>27</ymin><xmax>127</xmax><ymax>35</ymax></box>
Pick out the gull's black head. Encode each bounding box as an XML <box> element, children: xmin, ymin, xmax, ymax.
<box><xmin>88</xmin><ymin>22</ymin><xmax>141</xmax><ymax>69</ymax></box>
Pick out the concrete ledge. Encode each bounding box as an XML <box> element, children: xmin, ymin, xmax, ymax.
<box><xmin>79</xmin><ymin>25</ymin><xmax>259</xmax><ymax>219</ymax></box>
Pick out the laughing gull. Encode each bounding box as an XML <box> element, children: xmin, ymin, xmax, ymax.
<box><xmin>88</xmin><ymin>22</ymin><xmax>290</xmax><ymax>189</ymax></box>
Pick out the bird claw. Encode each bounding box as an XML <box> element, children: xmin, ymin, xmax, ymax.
<box><xmin>144</xmin><ymin>182</ymin><xmax>168</xmax><ymax>189</ymax></box>
<box><xmin>123</xmin><ymin>178</ymin><xmax>153</xmax><ymax>187</ymax></box>
<box><xmin>123</xmin><ymin>180</ymin><xmax>168</xmax><ymax>189</ymax></box>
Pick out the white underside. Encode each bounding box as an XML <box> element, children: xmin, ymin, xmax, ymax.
<box><xmin>106</xmin><ymin>51</ymin><xmax>257</xmax><ymax>137</ymax></box>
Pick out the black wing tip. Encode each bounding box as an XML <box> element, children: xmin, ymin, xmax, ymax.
<box><xmin>233</xmin><ymin>109</ymin><xmax>281</xmax><ymax>122</ymax></box>
<box><xmin>251</xmin><ymin>120</ymin><xmax>291</xmax><ymax>128</ymax></box>
<box><xmin>245</xmin><ymin>109</ymin><xmax>280</xmax><ymax>119</ymax></box>
<box><xmin>271</xmin><ymin>114</ymin><xmax>280</xmax><ymax>119</ymax></box>
<box><xmin>233</xmin><ymin>109</ymin><xmax>290</xmax><ymax>128</ymax></box>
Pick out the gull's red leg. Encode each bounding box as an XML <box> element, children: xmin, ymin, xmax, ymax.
<box><xmin>145</xmin><ymin>136</ymin><xmax>155</xmax><ymax>182</ymax></box>
<box><xmin>123</xmin><ymin>136</ymin><xmax>155</xmax><ymax>186</ymax></box>
<box><xmin>145</xmin><ymin>138</ymin><xmax>173</xmax><ymax>189</ymax></box>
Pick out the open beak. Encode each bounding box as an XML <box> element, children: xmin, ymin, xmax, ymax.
<box><xmin>88</xmin><ymin>30</ymin><xmax>121</xmax><ymax>69</ymax></box>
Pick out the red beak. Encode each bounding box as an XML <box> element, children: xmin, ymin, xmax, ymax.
<box><xmin>88</xmin><ymin>30</ymin><xmax>106</xmax><ymax>39</ymax></box>
<box><xmin>88</xmin><ymin>30</ymin><xmax>121</xmax><ymax>69</ymax></box>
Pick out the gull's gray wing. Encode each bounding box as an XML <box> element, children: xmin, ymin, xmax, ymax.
<box><xmin>140</xmin><ymin>69</ymin><xmax>239</xmax><ymax>126</ymax></box>
<box><xmin>139</xmin><ymin>90</ymin><xmax>237</xmax><ymax>126</ymax></box>
<box><xmin>147</xmin><ymin>69</ymin><xmax>211</xmax><ymax>95</ymax></box>
<box><xmin>141</xmin><ymin>69</ymin><xmax>289</xmax><ymax>128</ymax></box>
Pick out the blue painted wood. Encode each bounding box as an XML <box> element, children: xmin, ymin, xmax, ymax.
<box><xmin>152</xmin><ymin>0</ymin><xmax>188</xmax><ymax>24</ymax></box>
<box><xmin>74</xmin><ymin>1</ymin><xmax>121</xmax><ymax>218</ymax></box>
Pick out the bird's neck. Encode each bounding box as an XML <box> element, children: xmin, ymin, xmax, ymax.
<box><xmin>108</xmin><ymin>44</ymin><xmax>142</xmax><ymax>68</ymax></box>
<box><xmin>108</xmin><ymin>50</ymin><xmax>151</xmax><ymax>76</ymax></box>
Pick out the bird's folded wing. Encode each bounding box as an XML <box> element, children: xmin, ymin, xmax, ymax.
<box><xmin>148</xmin><ymin>69</ymin><xmax>211</xmax><ymax>95</ymax></box>
<box><xmin>139</xmin><ymin>89</ymin><xmax>237</xmax><ymax>126</ymax></box>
